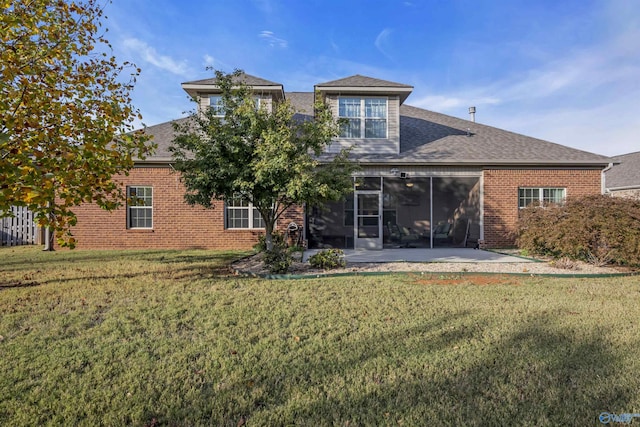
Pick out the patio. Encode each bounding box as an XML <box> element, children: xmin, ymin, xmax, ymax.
<box><xmin>303</xmin><ymin>248</ymin><xmax>533</xmax><ymax>264</ymax></box>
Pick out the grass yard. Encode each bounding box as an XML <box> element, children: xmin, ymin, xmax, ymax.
<box><xmin>1</xmin><ymin>247</ymin><xmax>639</xmax><ymax>426</ymax></box>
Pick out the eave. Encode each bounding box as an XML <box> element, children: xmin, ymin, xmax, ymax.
<box><xmin>181</xmin><ymin>83</ymin><xmax>285</xmax><ymax>100</ymax></box>
<box><xmin>321</xmin><ymin>157</ymin><xmax>612</xmax><ymax>169</ymax></box>
<box><xmin>314</xmin><ymin>85</ymin><xmax>414</xmax><ymax>104</ymax></box>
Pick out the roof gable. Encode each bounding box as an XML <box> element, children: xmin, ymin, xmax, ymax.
<box><xmin>315</xmin><ymin>74</ymin><xmax>413</xmax><ymax>104</ymax></box>
<box><xmin>316</xmin><ymin>74</ymin><xmax>413</xmax><ymax>88</ymax></box>
<box><xmin>182</xmin><ymin>72</ymin><xmax>282</xmax><ymax>87</ymax></box>
<box><xmin>181</xmin><ymin>72</ymin><xmax>284</xmax><ymax>99</ymax></box>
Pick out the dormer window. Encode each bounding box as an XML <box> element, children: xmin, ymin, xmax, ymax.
<box><xmin>339</xmin><ymin>97</ymin><xmax>387</xmax><ymax>139</ymax></box>
<box><xmin>209</xmin><ymin>95</ymin><xmax>224</xmax><ymax>117</ymax></box>
<box><xmin>208</xmin><ymin>95</ymin><xmax>262</xmax><ymax>117</ymax></box>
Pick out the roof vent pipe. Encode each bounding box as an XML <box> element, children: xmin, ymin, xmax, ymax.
<box><xmin>469</xmin><ymin>106</ymin><xmax>476</xmax><ymax>122</ymax></box>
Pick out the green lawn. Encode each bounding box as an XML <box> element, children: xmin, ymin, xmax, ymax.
<box><xmin>1</xmin><ymin>247</ymin><xmax>639</xmax><ymax>426</ymax></box>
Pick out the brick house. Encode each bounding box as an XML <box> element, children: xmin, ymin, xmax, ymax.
<box><xmin>605</xmin><ymin>151</ymin><xmax>640</xmax><ymax>199</ymax></box>
<box><xmin>67</xmin><ymin>73</ymin><xmax>611</xmax><ymax>250</ymax></box>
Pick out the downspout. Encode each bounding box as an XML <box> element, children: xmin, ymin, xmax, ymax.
<box><xmin>601</xmin><ymin>162</ymin><xmax>614</xmax><ymax>195</ymax></box>
<box><xmin>479</xmin><ymin>173</ymin><xmax>484</xmax><ymax>246</ymax></box>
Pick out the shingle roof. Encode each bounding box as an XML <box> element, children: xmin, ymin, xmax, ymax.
<box><xmin>140</xmin><ymin>90</ymin><xmax>610</xmax><ymax>167</ymax></box>
<box><xmin>316</xmin><ymin>75</ymin><xmax>413</xmax><ymax>88</ymax></box>
<box><xmin>141</xmin><ymin>117</ymin><xmax>189</xmax><ymax>162</ymax></box>
<box><xmin>392</xmin><ymin>105</ymin><xmax>610</xmax><ymax>165</ymax></box>
<box><xmin>606</xmin><ymin>151</ymin><xmax>640</xmax><ymax>189</ymax></box>
<box><xmin>182</xmin><ymin>73</ymin><xmax>282</xmax><ymax>87</ymax></box>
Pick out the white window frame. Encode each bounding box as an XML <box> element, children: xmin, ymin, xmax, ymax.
<box><xmin>225</xmin><ymin>195</ymin><xmax>265</xmax><ymax>229</ymax></box>
<box><xmin>209</xmin><ymin>95</ymin><xmax>224</xmax><ymax>117</ymax></box>
<box><xmin>209</xmin><ymin>95</ymin><xmax>261</xmax><ymax>117</ymax></box>
<box><xmin>518</xmin><ymin>187</ymin><xmax>566</xmax><ymax>208</ymax></box>
<box><xmin>338</xmin><ymin>97</ymin><xmax>388</xmax><ymax>139</ymax></box>
<box><xmin>127</xmin><ymin>186</ymin><xmax>153</xmax><ymax>229</ymax></box>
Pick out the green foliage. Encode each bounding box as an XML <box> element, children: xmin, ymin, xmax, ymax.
<box><xmin>515</xmin><ymin>195</ymin><xmax>640</xmax><ymax>266</ymax></box>
<box><xmin>171</xmin><ymin>69</ymin><xmax>358</xmax><ymax>250</ymax></box>
<box><xmin>262</xmin><ymin>244</ymin><xmax>293</xmax><ymax>274</ymax></box>
<box><xmin>0</xmin><ymin>0</ymin><xmax>155</xmax><ymax>248</ymax></box>
<box><xmin>253</xmin><ymin>231</ymin><xmax>286</xmax><ymax>253</ymax></box>
<box><xmin>309</xmin><ymin>248</ymin><xmax>346</xmax><ymax>270</ymax></box>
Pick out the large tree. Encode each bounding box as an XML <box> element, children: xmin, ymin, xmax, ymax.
<box><xmin>0</xmin><ymin>0</ymin><xmax>154</xmax><ymax>248</ymax></box>
<box><xmin>171</xmin><ymin>70</ymin><xmax>357</xmax><ymax>250</ymax></box>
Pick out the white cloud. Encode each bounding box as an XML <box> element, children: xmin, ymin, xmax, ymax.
<box><xmin>410</xmin><ymin>18</ymin><xmax>640</xmax><ymax>157</ymax></box>
<box><xmin>259</xmin><ymin>30</ymin><xmax>288</xmax><ymax>48</ymax></box>
<box><xmin>203</xmin><ymin>54</ymin><xmax>216</xmax><ymax>67</ymax></box>
<box><xmin>122</xmin><ymin>38</ymin><xmax>191</xmax><ymax>76</ymax></box>
<box><xmin>489</xmin><ymin>94</ymin><xmax>640</xmax><ymax>157</ymax></box>
<box><xmin>413</xmin><ymin>94</ymin><xmax>501</xmax><ymax>112</ymax></box>
<box><xmin>374</xmin><ymin>28</ymin><xmax>394</xmax><ymax>61</ymax></box>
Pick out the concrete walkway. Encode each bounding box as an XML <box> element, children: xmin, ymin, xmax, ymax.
<box><xmin>303</xmin><ymin>248</ymin><xmax>532</xmax><ymax>263</ymax></box>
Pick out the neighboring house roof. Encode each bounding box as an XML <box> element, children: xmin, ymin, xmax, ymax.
<box><xmin>140</xmin><ymin>86</ymin><xmax>610</xmax><ymax>167</ymax></box>
<box><xmin>605</xmin><ymin>151</ymin><xmax>640</xmax><ymax>190</ymax></box>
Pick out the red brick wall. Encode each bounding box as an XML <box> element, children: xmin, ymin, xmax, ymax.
<box><xmin>64</xmin><ymin>167</ymin><xmax>304</xmax><ymax>250</ymax></box>
<box><xmin>482</xmin><ymin>168</ymin><xmax>602</xmax><ymax>248</ymax></box>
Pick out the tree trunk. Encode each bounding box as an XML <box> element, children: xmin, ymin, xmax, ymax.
<box><xmin>43</xmin><ymin>203</ymin><xmax>54</xmax><ymax>251</ymax></box>
<box><xmin>265</xmin><ymin>221</ymin><xmax>274</xmax><ymax>251</ymax></box>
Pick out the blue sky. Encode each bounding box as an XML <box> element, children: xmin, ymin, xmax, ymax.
<box><xmin>105</xmin><ymin>0</ymin><xmax>639</xmax><ymax>156</ymax></box>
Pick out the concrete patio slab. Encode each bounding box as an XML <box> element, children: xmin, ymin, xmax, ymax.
<box><xmin>303</xmin><ymin>248</ymin><xmax>532</xmax><ymax>263</ymax></box>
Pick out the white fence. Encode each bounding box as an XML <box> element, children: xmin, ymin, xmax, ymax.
<box><xmin>1</xmin><ymin>206</ymin><xmax>39</xmax><ymax>246</ymax></box>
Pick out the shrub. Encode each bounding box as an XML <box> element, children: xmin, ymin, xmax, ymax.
<box><xmin>515</xmin><ymin>195</ymin><xmax>640</xmax><ymax>267</ymax></box>
<box><xmin>309</xmin><ymin>248</ymin><xmax>346</xmax><ymax>270</ymax></box>
<box><xmin>262</xmin><ymin>245</ymin><xmax>293</xmax><ymax>274</ymax></box>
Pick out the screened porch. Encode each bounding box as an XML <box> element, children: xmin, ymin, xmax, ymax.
<box><xmin>305</xmin><ymin>175</ymin><xmax>481</xmax><ymax>250</ymax></box>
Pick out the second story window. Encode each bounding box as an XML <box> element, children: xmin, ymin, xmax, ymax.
<box><xmin>339</xmin><ymin>97</ymin><xmax>387</xmax><ymax>139</ymax></box>
<box><xmin>209</xmin><ymin>95</ymin><xmax>261</xmax><ymax>117</ymax></box>
<box><xmin>209</xmin><ymin>95</ymin><xmax>224</xmax><ymax>117</ymax></box>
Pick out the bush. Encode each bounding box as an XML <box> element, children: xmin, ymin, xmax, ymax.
<box><xmin>515</xmin><ymin>195</ymin><xmax>640</xmax><ymax>266</ymax></box>
<box><xmin>309</xmin><ymin>248</ymin><xmax>346</xmax><ymax>270</ymax></box>
<box><xmin>262</xmin><ymin>245</ymin><xmax>293</xmax><ymax>274</ymax></box>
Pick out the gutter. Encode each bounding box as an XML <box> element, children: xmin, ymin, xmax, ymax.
<box><xmin>134</xmin><ymin>158</ymin><xmax>612</xmax><ymax>170</ymax></box>
<box><xmin>325</xmin><ymin>159</ymin><xmax>613</xmax><ymax>168</ymax></box>
<box><xmin>606</xmin><ymin>184</ymin><xmax>640</xmax><ymax>192</ymax></box>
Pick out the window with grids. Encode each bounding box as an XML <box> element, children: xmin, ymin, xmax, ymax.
<box><xmin>518</xmin><ymin>187</ymin><xmax>566</xmax><ymax>208</ymax></box>
<box><xmin>209</xmin><ymin>95</ymin><xmax>224</xmax><ymax>116</ymax></box>
<box><xmin>209</xmin><ymin>95</ymin><xmax>261</xmax><ymax>117</ymax></box>
<box><xmin>338</xmin><ymin>97</ymin><xmax>387</xmax><ymax>138</ymax></box>
<box><xmin>225</xmin><ymin>195</ymin><xmax>265</xmax><ymax>229</ymax></box>
<box><xmin>127</xmin><ymin>186</ymin><xmax>153</xmax><ymax>229</ymax></box>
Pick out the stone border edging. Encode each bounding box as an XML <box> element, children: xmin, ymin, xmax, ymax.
<box><xmin>232</xmin><ymin>267</ymin><xmax>640</xmax><ymax>281</ymax></box>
